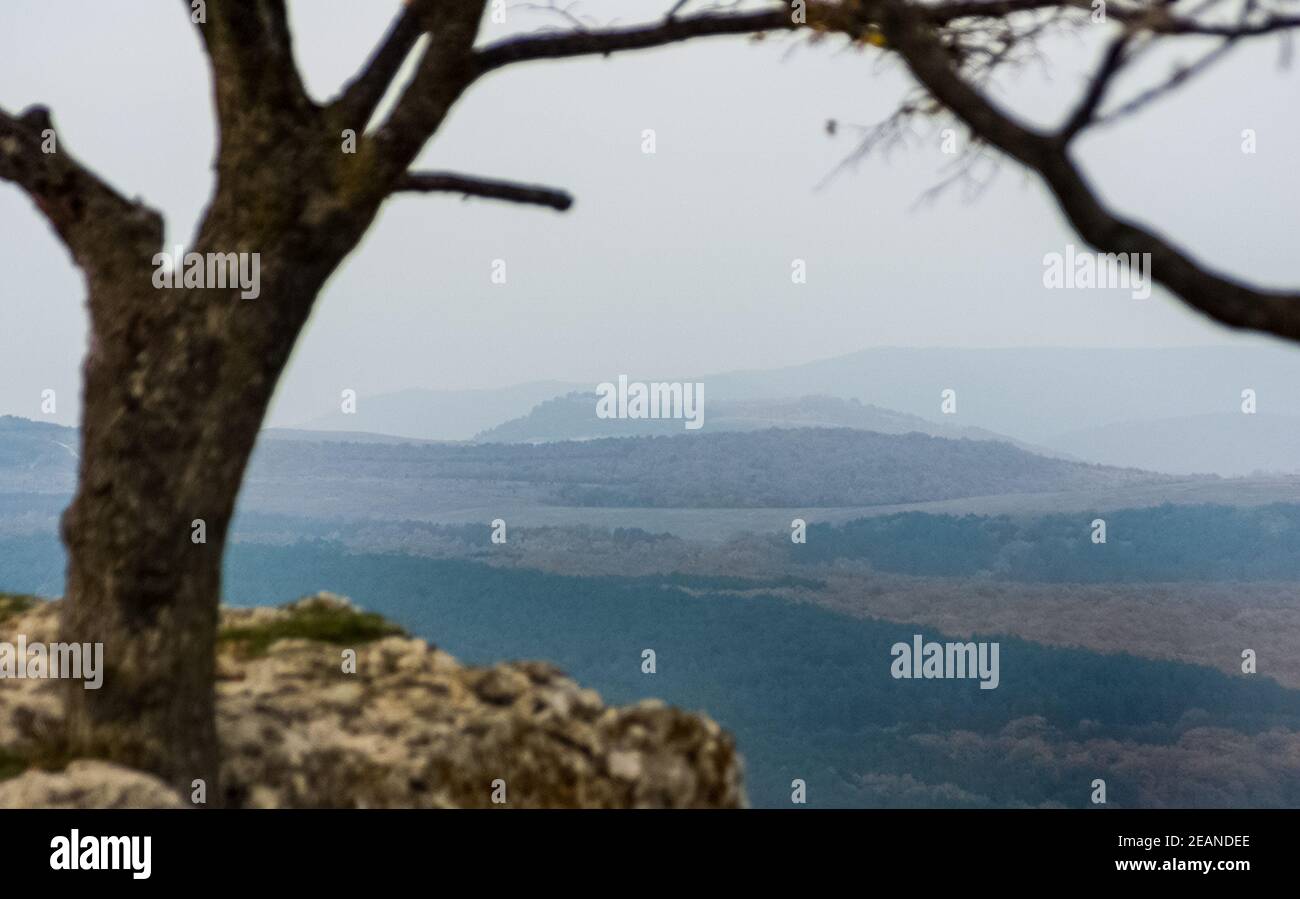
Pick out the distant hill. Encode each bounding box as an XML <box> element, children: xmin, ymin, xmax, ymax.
<box><xmin>0</xmin><ymin>416</ymin><xmax>78</xmax><ymax>492</ymax></box>
<box><xmin>474</xmin><ymin>392</ymin><xmax>1069</xmax><ymax>458</ymax></box>
<box><xmin>1049</xmin><ymin>413</ymin><xmax>1300</xmax><ymax>477</ymax></box>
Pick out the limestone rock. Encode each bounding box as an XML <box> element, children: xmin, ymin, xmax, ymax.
<box><xmin>0</xmin><ymin>594</ymin><xmax>745</xmax><ymax>808</ymax></box>
<box><xmin>0</xmin><ymin>760</ymin><xmax>186</xmax><ymax>809</ymax></box>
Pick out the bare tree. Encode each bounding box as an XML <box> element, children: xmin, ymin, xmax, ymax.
<box><xmin>0</xmin><ymin>0</ymin><xmax>1295</xmax><ymax>798</ymax></box>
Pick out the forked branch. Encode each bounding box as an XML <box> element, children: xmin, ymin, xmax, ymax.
<box><xmin>0</xmin><ymin>105</ymin><xmax>162</xmax><ymax>276</ymax></box>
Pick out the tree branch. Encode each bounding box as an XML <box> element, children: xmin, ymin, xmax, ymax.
<box><xmin>1095</xmin><ymin>35</ymin><xmax>1236</xmax><ymax>129</ymax></box>
<box><xmin>927</xmin><ymin>0</ymin><xmax>1087</xmax><ymax>21</ymax></box>
<box><xmin>1142</xmin><ymin>11</ymin><xmax>1300</xmax><ymax>37</ymax></box>
<box><xmin>472</xmin><ymin>7</ymin><xmax>798</xmax><ymax>75</ymax></box>
<box><xmin>0</xmin><ymin>105</ymin><xmax>162</xmax><ymax>279</ymax></box>
<box><xmin>186</xmin><ymin>0</ymin><xmax>313</xmax><ymax>135</ymax></box>
<box><xmin>470</xmin><ymin>0</ymin><xmax>1095</xmax><ymax>77</ymax></box>
<box><xmin>365</xmin><ymin>2</ymin><xmax>486</xmax><ymax>184</ymax></box>
<box><xmin>1058</xmin><ymin>31</ymin><xmax>1134</xmax><ymax>142</ymax></box>
<box><xmin>879</xmin><ymin>1</ymin><xmax>1300</xmax><ymax>342</ymax></box>
<box><xmin>396</xmin><ymin>171</ymin><xmax>573</xmax><ymax>210</ymax></box>
<box><xmin>330</xmin><ymin>3</ymin><xmax>427</xmax><ymax>131</ymax></box>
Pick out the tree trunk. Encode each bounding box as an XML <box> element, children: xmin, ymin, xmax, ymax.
<box><xmin>58</xmin><ymin>267</ymin><xmax>283</xmax><ymax>798</ymax></box>
<box><xmin>56</xmin><ymin>176</ymin><xmax>378</xmax><ymax>797</ymax></box>
<box><xmin>15</xmin><ymin>0</ymin><xmax>473</xmax><ymax>803</ymax></box>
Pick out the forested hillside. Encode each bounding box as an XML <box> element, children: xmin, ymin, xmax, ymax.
<box><xmin>798</xmin><ymin>504</ymin><xmax>1300</xmax><ymax>581</ymax></box>
<box><xmin>247</xmin><ymin>427</ymin><xmax>1170</xmax><ymax>509</ymax></box>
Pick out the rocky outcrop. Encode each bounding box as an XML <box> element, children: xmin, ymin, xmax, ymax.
<box><xmin>0</xmin><ymin>593</ymin><xmax>744</xmax><ymax>808</ymax></box>
<box><xmin>0</xmin><ymin>760</ymin><xmax>187</xmax><ymax>809</ymax></box>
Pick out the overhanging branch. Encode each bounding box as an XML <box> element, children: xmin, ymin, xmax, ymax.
<box><xmin>472</xmin><ymin>7</ymin><xmax>798</xmax><ymax>75</ymax></box>
<box><xmin>395</xmin><ymin>171</ymin><xmax>573</xmax><ymax>211</ymax></box>
<box><xmin>470</xmin><ymin>0</ymin><xmax>1107</xmax><ymax>76</ymax></box>
<box><xmin>879</xmin><ymin>1</ymin><xmax>1300</xmax><ymax>342</ymax></box>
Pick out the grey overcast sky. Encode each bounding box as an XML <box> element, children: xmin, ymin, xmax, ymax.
<box><xmin>2</xmin><ymin>1</ymin><xmax>1298</xmax><ymax>427</ymax></box>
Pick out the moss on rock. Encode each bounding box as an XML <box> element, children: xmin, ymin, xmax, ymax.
<box><xmin>0</xmin><ymin>593</ymin><xmax>37</xmax><ymax>624</ymax></box>
<box><xmin>218</xmin><ymin>592</ymin><xmax>405</xmax><ymax>657</ymax></box>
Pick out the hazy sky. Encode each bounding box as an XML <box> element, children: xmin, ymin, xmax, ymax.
<box><xmin>1</xmin><ymin>1</ymin><xmax>1298</xmax><ymax>427</ymax></box>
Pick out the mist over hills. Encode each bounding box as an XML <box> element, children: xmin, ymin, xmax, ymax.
<box><xmin>699</xmin><ymin>345</ymin><xmax>1300</xmax><ymax>442</ymax></box>
<box><xmin>277</xmin><ymin>346</ymin><xmax>1300</xmax><ymax>466</ymax></box>
<box><xmin>9</xmin><ymin>346</ymin><xmax>1266</xmax><ymax>475</ymax></box>
<box><xmin>1051</xmin><ymin>413</ymin><xmax>1300</xmax><ymax>476</ymax></box>
<box><xmin>473</xmin><ymin>392</ymin><xmax>1070</xmax><ymax>458</ymax></box>
<box><xmin>9</xmin><ymin>340</ymin><xmax>1298</xmax><ymax>510</ymax></box>
<box><xmin>293</xmin><ymin>381</ymin><xmax>575</xmax><ymax>441</ymax></box>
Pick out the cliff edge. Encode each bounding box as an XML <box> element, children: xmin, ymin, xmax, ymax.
<box><xmin>0</xmin><ymin>593</ymin><xmax>744</xmax><ymax>808</ymax></box>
